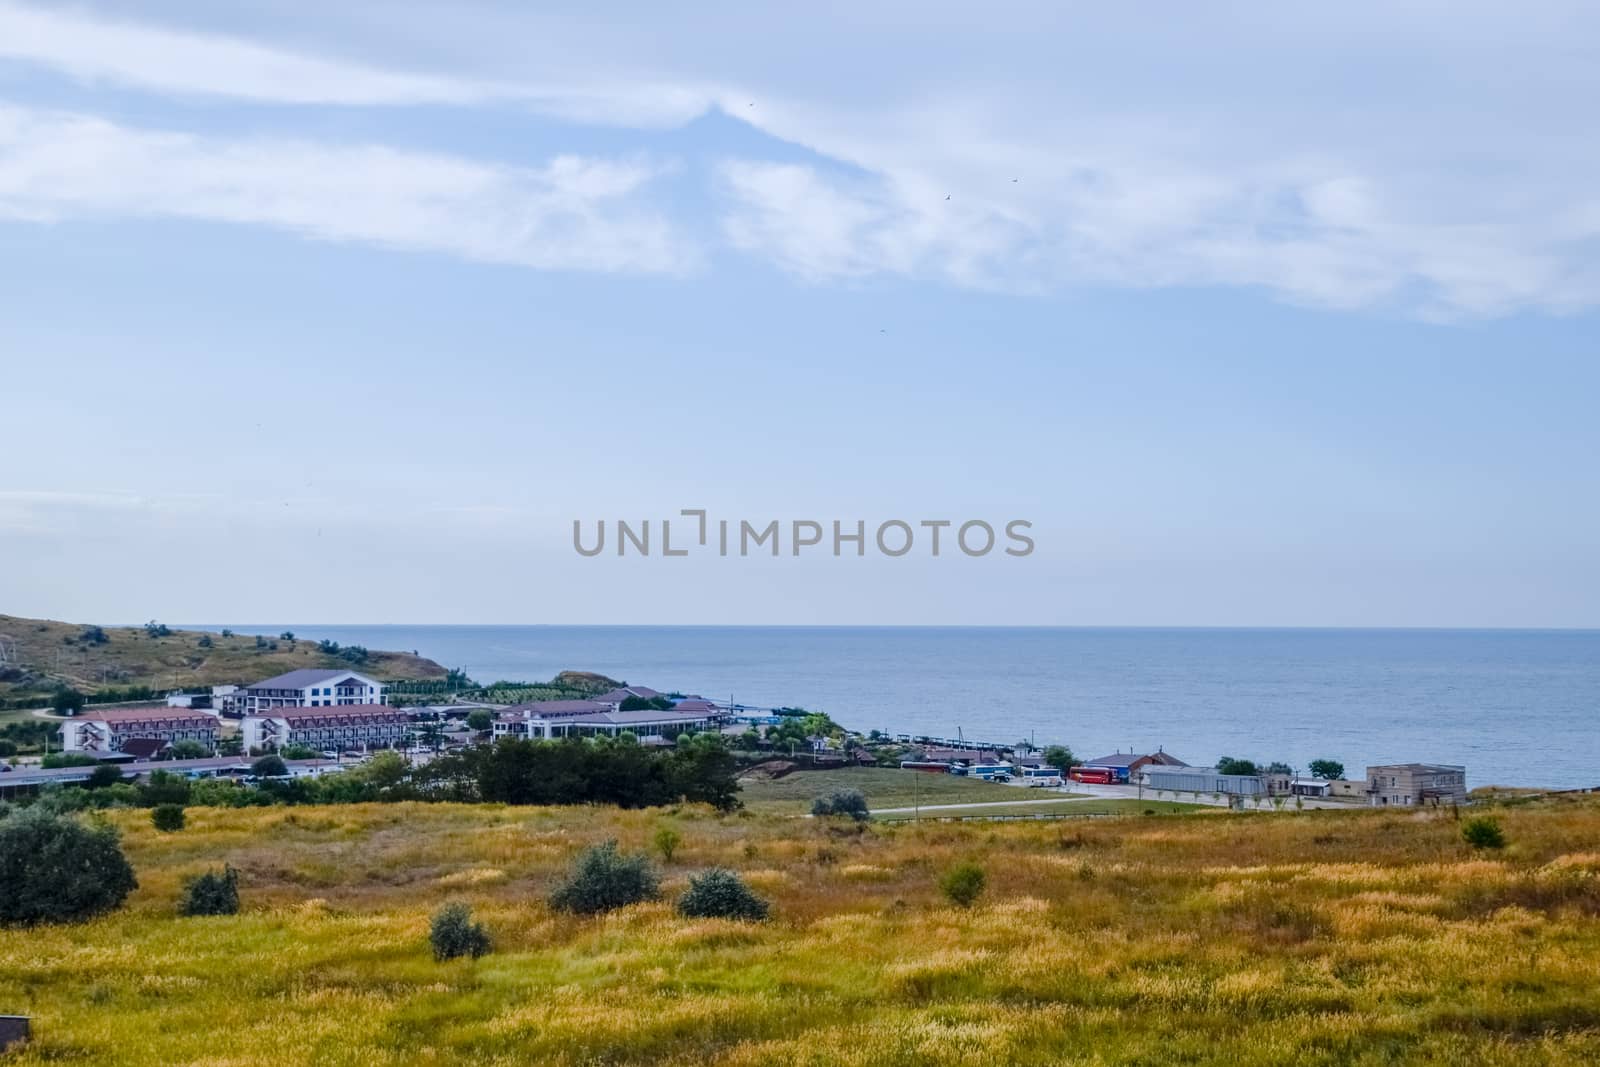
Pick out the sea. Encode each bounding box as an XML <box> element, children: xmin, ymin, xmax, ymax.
<box><xmin>209</xmin><ymin>626</ymin><xmax>1600</xmax><ymax>790</ymax></box>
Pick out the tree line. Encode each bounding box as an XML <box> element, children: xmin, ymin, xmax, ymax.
<box><xmin>7</xmin><ymin>734</ymin><xmax>742</xmax><ymax>815</ymax></box>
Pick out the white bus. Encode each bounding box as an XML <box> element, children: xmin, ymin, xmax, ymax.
<box><xmin>1020</xmin><ymin>766</ymin><xmax>1064</xmax><ymax>787</ymax></box>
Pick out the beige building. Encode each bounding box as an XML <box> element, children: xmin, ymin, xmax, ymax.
<box><xmin>1366</xmin><ymin>763</ymin><xmax>1468</xmax><ymax>807</ymax></box>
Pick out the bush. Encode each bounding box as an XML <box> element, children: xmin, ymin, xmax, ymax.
<box><xmin>86</xmin><ymin>764</ymin><xmax>125</xmax><ymax>789</ymax></box>
<box><xmin>181</xmin><ymin>866</ymin><xmax>239</xmax><ymax>916</ymax></box>
<box><xmin>1462</xmin><ymin>815</ymin><xmax>1506</xmax><ymax>850</ymax></box>
<box><xmin>939</xmin><ymin>861</ymin><xmax>987</xmax><ymax>908</ymax></box>
<box><xmin>549</xmin><ymin>840</ymin><xmax>660</xmax><ymax>915</ymax></box>
<box><xmin>430</xmin><ymin>902</ymin><xmax>491</xmax><ymax>960</ymax></box>
<box><xmin>0</xmin><ymin>808</ymin><xmax>138</xmax><ymax>924</ymax></box>
<box><xmin>811</xmin><ymin>789</ymin><xmax>869</xmax><ymax>821</ymax></box>
<box><xmin>653</xmin><ymin>826</ymin><xmax>682</xmax><ymax>862</ymax></box>
<box><xmin>151</xmin><ymin>804</ymin><xmax>186</xmax><ymax>832</ymax></box>
<box><xmin>677</xmin><ymin>868</ymin><xmax>770</xmax><ymax>921</ymax></box>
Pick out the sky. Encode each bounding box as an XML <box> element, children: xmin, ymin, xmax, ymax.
<box><xmin>1</xmin><ymin>0</ymin><xmax>1597</xmax><ymax>627</ymax></box>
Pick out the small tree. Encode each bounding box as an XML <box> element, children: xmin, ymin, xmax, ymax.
<box><xmin>811</xmin><ymin>789</ymin><xmax>869</xmax><ymax>821</ymax></box>
<box><xmin>1042</xmin><ymin>745</ymin><xmax>1075</xmax><ymax>770</ymax></box>
<box><xmin>430</xmin><ymin>902</ymin><xmax>491</xmax><ymax>960</ymax></box>
<box><xmin>465</xmin><ymin>709</ymin><xmax>494</xmax><ymax>732</ymax></box>
<box><xmin>1462</xmin><ymin>815</ymin><xmax>1506</xmax><ymax>850</ymax></box>
<box><xmin>151</xmin><ymin>804</ymin><xmax>186</xmax><ymax>832</ymax></box>
<box><xmin>86</xmin><ymin>764</ymin><xmax>125</xmax><ymax>789</ymax></box>
<box><xmin>677</xmin><ymin>868</ymin><xmax>770</xmax><ymax>921</ymax></box>
<box><xmin>653</xmin><ymin>826</ymin><xmax>682</xmax><ymax>863</ymax></box>
<box><xmin>1308</xmin><ymin>759</ymin><xmax>1345</xmax><ymax>781</ymax></box>
<box><xmin>51</xmin><ymin>688</ymin><xmax>86</xmax><ymax>716</ymax></box>
<box><xmin>197</xmin><ymin>635</ymin><xmax>213</xmax><ymax>649</ymax></box>
<box><xmin>251</xmin><ymin>755</ymin><xmax>289</xmax><ymax>778</ymax></box>
<box><xmin>181</xmin><ymin>866</ymin><xmax>239</xmax><ymax>916</ymax></box>
<box><xmin>0</xmin><ymin>809</ymin><xmax>138</xmax><ymax>924</ymax></box>
<box><xmin>169</xmin><ymin>739</ymin><xmax>209</xmax><ymax>761</ymax></box>
<box><xmin>549</xmin><ymin>840</ymin><xmax>660</xmax><ymax>915</ymax></box>
<box><xmin>939</xmin><ymin>860</ymin><xmax>987</xmax><ymax>908</ymax></box>
<box><xmin>1216</xmin><ymin>757</ymin><xmax>1259</xmax><ymax>777</ymax></box>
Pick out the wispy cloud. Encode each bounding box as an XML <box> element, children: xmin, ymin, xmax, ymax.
<box><xmin>0</xmin><ymin>104</ymin><xmax>695</xmax><ymax>273</ymax></box>
<box><xmin>2</xmin><ymin>2</ymin><xmax>1598</xmax><ymax>317</ymax></box>
<box><xmin>0</xmin><ymin>1</ymin><xmax>714</xmax><ymax>125</ymax></box>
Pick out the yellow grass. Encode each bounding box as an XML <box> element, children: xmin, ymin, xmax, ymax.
<box><xmin>3</xmin><ymin>797</ymin><xmax>1600</xmax><ymax>1065</ymax></box>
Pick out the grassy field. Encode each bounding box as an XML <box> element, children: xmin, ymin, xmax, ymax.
<box><xmin>738</xmin><ymin>767</ymin><xmax>1030</xmax><ymax>813</ymax></box>
<box><xmin>0</xmin><ymin>613</ymin><xmax>446</xmax><ymax>705</ymax></box>
<box><xmin>3</xmin><ymin>796</ymin><xmax>1600</xmax><ymax>1065</ymax></box>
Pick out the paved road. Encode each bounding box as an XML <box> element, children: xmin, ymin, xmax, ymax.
<box><xmin>874</xmin><ymin>783</ymin><xmax>1358</xmax><ymax>815</ymax></box>
<box><xmin>872</xmin><ymin>795</ymin><xmax>1108</xmax><ymax>815</ymax></box>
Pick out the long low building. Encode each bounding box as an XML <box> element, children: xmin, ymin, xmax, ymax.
<box><xmin>1141</xmin><ymin>764</ymin><xmax>1268</xmax><ymax>796</ymax></box>
<box><xmin>241</xmin><ymin>704</ymin><xmax>411</xmax><ymax>752</ymax></box>
<box><xmin>60</xmin><ymin>707</ymin><xmax>222</xmax><ymax>754</ymax></box>
<box><xmin>0</xmin><ymin>755</ymin><xmax>346</xmax><ymax>797</ymax></box>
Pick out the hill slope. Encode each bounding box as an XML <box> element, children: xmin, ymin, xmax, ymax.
<box><xmin>0</xmin><ymin>614</ymin><xmax>446</xmax><ymax>705</ymax></box>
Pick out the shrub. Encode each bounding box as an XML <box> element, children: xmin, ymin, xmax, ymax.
<box><xmin>939</xmin><ymin>861</ymin><xmax>987</xmax><ymax>908</ymax></box>
<box><xmin>1462</xmin><ymin>815</ymin><xmax>1506</xmax><ymax>850</ymax></box>
<box><xmin>151</xmin><ymin>804</ymin><xmax>186</xmax><ymax>832</ymax></box>
<box><xmin>86</xmin><ymin>764</ymin><xmax>125</xmax><ymax>789</ymax></box>
<box><xmin>677</xmin><ymin>868</ymin><xmax>770</xmax><ymax>921</ymax></box>
<box><xmin>0</xmin><ymin>808</ymin><xmax>138</xmax><ymax>924</ymax></box>
<box><xmin>181</xmin><ymin>866</ymin><xmax>239</xmax><ymax>916</ymax></box>
<box><xmin>653</xmin><ymin>826</ymin><xmax>682</xmax><ymax>862</ymax></box>
<box><xmin>811</xmin><ymin>789</ymin><xmax>869</xmax><ymax>821</ymax></box>
<box><xmin>549</xmin><ymin>840</ymin><xmax>660</xmax><ymax>915</ymax></box>
<box><xmin>430</xmin><ymin>902</ymin><xmax>491</xmax><ymax>960</ymax></box>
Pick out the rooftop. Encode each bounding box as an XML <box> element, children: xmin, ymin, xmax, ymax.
<box><xmin>79</xmin><ymin>707</ymin><xmax>220</xmax><ymax>723</ymax></box>
<box><xmin>248</xmin><ymin>668</ymin><xmax>376</xmax><ymax>690</ymax></box>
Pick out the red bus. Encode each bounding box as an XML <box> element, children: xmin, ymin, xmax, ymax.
<box><xmin>1068</xmin><ymin>766</ymin><xmax>1117</xmax><ymax>785</ymax></box>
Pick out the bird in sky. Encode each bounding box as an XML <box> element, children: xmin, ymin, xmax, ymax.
<box><xmin>945</xmin><ymin>194</ymin><xmax>951</xmax><ymax>200</ymax></box>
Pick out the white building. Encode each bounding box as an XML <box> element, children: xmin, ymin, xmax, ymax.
<box><xmin>241</xmin><ymin>669</ymin><xmax>386</xmax><ymax>714</ymax></box>
<box><xmin>241</xmin><ymin>704</ymin><xmax>410</xmax><ymax>753</ymax></box>
<box><xmin>493</xmin><ymin>697</ymin><xmax>724</xmax><ymax>742</ymax></box>
<box><xmin>60</xmin><ymin>708</ymin><xmax>222</xmax><ymax>753</ymax></box>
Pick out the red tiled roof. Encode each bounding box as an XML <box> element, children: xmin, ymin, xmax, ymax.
<box><xmin>273</xmin><ymin>706</ymin><xmax>408</xmax><ymax>727</ymax></box>
<box><xmin>82</xmin><ymin>708</ymin><xmax>220</xmax><ymax>726</ymax></box>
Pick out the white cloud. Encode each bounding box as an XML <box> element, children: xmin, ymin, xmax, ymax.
<box><xmin>0</xmin><ymin>1</ymin><xmax>714</xmax><ymax>125</ymax></box>
<box><xmin>2</xmin><ymin>2</ymin><xmax>1599</xmax><ymax>316</ymax></box>
<box><xmin>0</xmin><ymin>104</ymin><xmax>695</xmax><ymax>273</ymax></box>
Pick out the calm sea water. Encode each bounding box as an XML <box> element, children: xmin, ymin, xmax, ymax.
<box><xmin>211</xmin><ymin>626</ymin><xmax>1600</xmax><ymax>789</ymax></box>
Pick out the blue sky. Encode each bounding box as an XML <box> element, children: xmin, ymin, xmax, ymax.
<box><xmin>1</xmin><ymin>1</ymin><xmax>1597</xmax><ymax>626</ymax></box>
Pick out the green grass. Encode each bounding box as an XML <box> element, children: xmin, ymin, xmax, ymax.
<box><xmin>738</xmin><ymin>767</ymin><xmax>1019</xmax><ymax>813</ymax></box>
